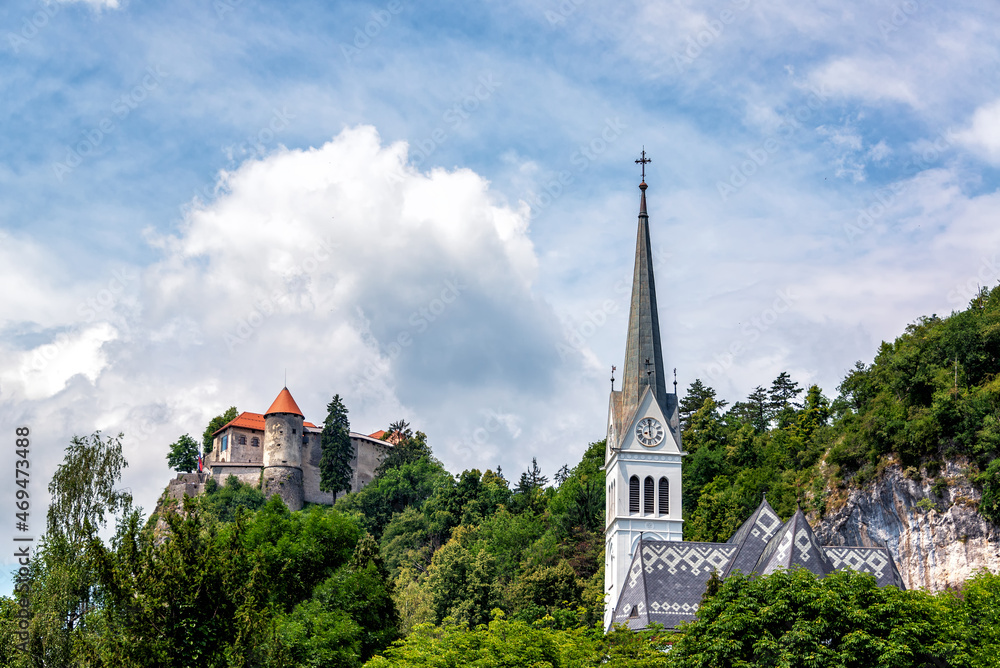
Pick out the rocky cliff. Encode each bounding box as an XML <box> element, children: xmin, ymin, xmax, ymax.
<box><xmin>813</xmin><ymin>459</ymin><xmax>1000</xmax><ymax>591</ymax></box>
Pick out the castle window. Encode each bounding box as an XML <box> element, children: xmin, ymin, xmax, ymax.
<box><xmin>302</xmin><ymin>435</ymin><xmax>308</xmax><ymax>446</ymax></box>
<box><xmin>629</xmin><ymin>476</ymin><xmax>640</xmax><ymax>513</ymax></box>
<box><xmin>292</xmin><ymin>429</ymin><xmax>297</xmax><ymax>435</ymax></box>
<box><xmin>221</xmin><ymin>435</ymin><xmax>228</xmax><ymax>452</ymax></box>
<box><xmin>628</xmin><ymin>605</ymin><xmax>638</xmax><ymax>619</ymax></box>
<box><xmin>238</xmin><ymin>435</ymin><xmax>246</xmax><ymax>445</ymax></box>
<box><xmin>658</xmin><ymin>477</ymin><xmax>669</xmax><ymax>515</ymax></box>
<box><xmin>643</xmin><ymin>477</ymin><xmax>654</xmax><ymax>514</ymax></box>
<box><xmin>251</xmin><ymin>437</ymin><xmax>260</xmax><ymax>447</ymax></box>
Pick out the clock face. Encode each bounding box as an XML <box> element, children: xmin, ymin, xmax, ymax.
<box><xmin>635</xmin><ymin>417</ymin><xmax>664</xmax><ymax>447</ymax></box>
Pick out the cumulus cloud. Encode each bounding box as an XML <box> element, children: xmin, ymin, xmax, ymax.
<box><xmin>952</xmin><ymin>99</ymin><xmax>1000</xmax><ymax>165</ymax></box>
<box><xmin>1</xmin><ymin>126</ymin><xmax>608</xmax><ymax>539</ymax></box>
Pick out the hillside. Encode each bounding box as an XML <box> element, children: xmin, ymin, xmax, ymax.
<box><xmin>4</xmin><ymin>287</ymin><xmax>1000</xmax><ymax>666</ymax></box>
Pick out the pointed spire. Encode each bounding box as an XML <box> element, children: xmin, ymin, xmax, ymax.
<box><xmin>621</xmin><ymin>172</ymin><xmax>668</xmax><ymax>422</ymax></box>
<box><xmin>265</xmin><ymin>386</ymin><xmax>304</xmax><ymax>416</ymax></box>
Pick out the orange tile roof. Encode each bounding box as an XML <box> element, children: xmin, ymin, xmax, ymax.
<box><xmin>265</xmin><ymin>387</ymin><xmax>304</xmax><ymax>416</ymax></box>
<box><xmin>304</xmin><ymin>422</ymin><xmax>317</xmax><ymax>429</ymax></box>
<box><xmin>213</xmin><ymin>412</ymin><xmax>265</xmax><ymax>435</ymax></box>
<box><xmin>369</xmin><ymin>430</ymin><xmax>386</xmax><ymax>440</ymax></box>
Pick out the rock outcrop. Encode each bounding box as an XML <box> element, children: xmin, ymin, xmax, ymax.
<box><xmin>813</xmin><ymin>459</ymin><xmax>1000</xmax><ymax>590</ymax></box>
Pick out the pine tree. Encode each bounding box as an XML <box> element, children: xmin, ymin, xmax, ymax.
<box><xmin>679</xmin><ymin>379</ymin><xmax>727</xmax><ymax>431</ymax></box>
<box><xmin>516</xmin><ymin>457</ymin><xmax>548</xmax><ymax>494</ymax></box>
<box><xmin>554</xmin><ymin>464</ymin><xmax>570</xmax><ymax>486</ymax></box>
<box><xmin>319</xmin><ymin>394</ymin><xmax>354</xmax><ymax>495</ymax></box>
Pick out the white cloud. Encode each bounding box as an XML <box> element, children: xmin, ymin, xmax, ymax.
<box><xmin>952</xmin><ymin>99</ymin><xmax>1000</xmax><ymax>165</ymax></box>
<box><xmin>809</xmin><ymin>57</ymin><xmax>917</xmax><ymax>106</ymax></box>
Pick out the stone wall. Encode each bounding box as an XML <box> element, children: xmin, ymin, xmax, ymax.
<box><xmin>813</xmin><ymin>459</ymin><xmax>1000</xmax><ymax>590</ymax></box>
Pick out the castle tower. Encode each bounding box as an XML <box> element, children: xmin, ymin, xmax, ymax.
<box><xmin>604</xmin><ymin>165</ymin><xmax>684</xmax><ymax>629</ymax></box>
<box><xmin>262</xmin><ymin>386</ymin><xmax>305</xmax><ymax>511</ymax></box>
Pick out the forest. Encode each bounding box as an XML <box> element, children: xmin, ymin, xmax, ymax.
<box><xmin>4</xmin><ymin>285</ymin><xmax>1000</xmax><ymax>667</ymax></box>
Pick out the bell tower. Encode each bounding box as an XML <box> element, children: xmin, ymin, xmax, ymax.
<box><xmin>604</xmin><ymin>155</ymin><xmax>684</xmax><ymax>629</ymax></box>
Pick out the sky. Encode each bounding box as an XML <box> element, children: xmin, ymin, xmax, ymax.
<box><xmin>1</xmin><ymin>0</ymin><xmax>1000</xmax><ymax>589</ymax></box>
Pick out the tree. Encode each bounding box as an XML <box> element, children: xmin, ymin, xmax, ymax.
<box><xmin>375</xmin><ymin>421</ymin><xmax>434</xmax><ymax>474</ymax></box>
<box><xmin>668</xmin><ymin>568</ymin><xmax>967</xmax><ymax>668</ymax></box>
<box><xmin>202</xmin><ymin>406</ymin><xmax>238</xmax><ymax>454</ymax></box>
<box><xmin>516</xmin><ymin>458</ymin><xmax>548</xmax><ymax>494</ymax></box>
<box><xmin>553</xmin><ymin>464</ymin><xmax>570</xmax><ymax>486</ymax></box>
<box><xmin>166</xmin><ymin>433</ymin><xmax>199</xmax><ymax>473</ymax></box>
<box><xmin>320</xmin><ymin>394</ymin><xmax>355</xmax><ymax>496</ymax></box>
<box><xmin>679</xmin><ymin>379</ymin><xmax>727</xmax><ymax>431</ymax></box>
<box><xmin>22</xmin><ymin>431</ymin><xmax>132</xmax><ymax>664</ymax></box>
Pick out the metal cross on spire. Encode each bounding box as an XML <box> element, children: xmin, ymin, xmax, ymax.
<box><xmin>635</xmin><ymin>148</ymin><xmax>651</xmax><ymax>181</ymax></box>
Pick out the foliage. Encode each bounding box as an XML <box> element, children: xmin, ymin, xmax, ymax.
<box><xmin>668</xmin><ymin>568</ymin><xmax>970</xmax><ymax>668</ymax></box>
<box><xmin>202</xmin><ymin>405</ymin><xmax>238</xmax><ymax>454</ymax></box>
<box><xmin>200</xmin><ymin>474</ymin><xmax>267</xmax><ymax>522</ymax></box>
<box><xmin>166</xmin><ymin>433</ymin><xmax>200</xmax><ymax>473</ymax></box>
<box><xmin>320</xmin><ymin>394</ymin><xmax>355</xmax><ymax>496</ymax></box>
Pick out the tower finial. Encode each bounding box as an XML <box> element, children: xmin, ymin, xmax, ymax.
<box><xmin>635</xmin><ymin>147</ymin><xmax>651</xmax><ymax>183</ymax></box>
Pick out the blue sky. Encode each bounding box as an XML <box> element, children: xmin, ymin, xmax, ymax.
<box><xmin>2</xmin><ymin>0</ymin><xmax>1000</xmax><ymax>591</ymax></box>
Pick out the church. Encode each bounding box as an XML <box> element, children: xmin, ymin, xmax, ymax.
<box><xmin>602</xmin><ymin>158</ymin><xmax>904</xmax><ymax>631</ymax></box>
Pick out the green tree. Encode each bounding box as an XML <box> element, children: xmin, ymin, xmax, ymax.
<box><xmin>679</xmin><ymin>378</ymin><xmax>727</xmax><ymax>430</ymax></box>
<box><xmin>320</xmin><ymin>394</ymin><xmax>355</xmax><ymax>496</ymax></box>
<box><xmin>202</xmin><ymin>405</ymin><xmax>238</xmax><ymax>454</ymax></box>
<box><xmin>668</xmin><ymin>568</ymin><xmax>968</xmax><ymax>668</ymax></box>
<box><xmin>166</xmin><ymin>433</ymin><xmax>199</xmax><ymax>473</ymax></box>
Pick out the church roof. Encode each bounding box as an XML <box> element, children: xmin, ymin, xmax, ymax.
<box><xmin>620</xmin><ymin>180</ymin><xmax>669</xmax><ymax>424</ymax></box>
<box><xmin>754</xmin><ymin>508</ymin><xmax>834</xmax><ymax>578</ymax></box>
<box><xmin>609</xmin><ymin>503</ymin><xmax>907</xmax><ymax>632</ymax></box>
<box><xmin>723</xmin><ymin>496</ymin><xmax>784</xmax><ymax>578</ymax></box>
<box><xmin>265</xmin><ymin>387</ymin><xmax>304</xmax><ymax>416</ymax></box>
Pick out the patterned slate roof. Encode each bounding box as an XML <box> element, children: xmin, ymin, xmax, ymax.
<box><xmin>754</xmin><ymin>508</ymin><xmax>833</xmax><ymax>578</ymax></box>
<box><xmin>608</xmin><ymin>498</ymin><xmax>907</xmax><ymax>632</ymax></box>
<box><xmin>723</xmin><ymin>496</ymin><xmax>783</xmax><ymax>578</ymax></box>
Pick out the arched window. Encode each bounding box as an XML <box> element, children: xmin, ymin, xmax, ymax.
<box><xmin>643</xmin><ymin>477</ymin><xmax>654</xmax><ymax>514</ymax></box>
<box><xmin>659</xmin><ymin>477</ymin><xmax>669</xmax><ymax>515</ymax></box>
<box><xmin>629</xmin><ymin>476</ymin><xmax>640</xmax><ymax>513</ymax></box>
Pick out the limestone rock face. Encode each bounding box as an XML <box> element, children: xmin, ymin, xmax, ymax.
<box><xmin>813</xmin><ymin>460</ymin><xmax>1000</xmax><ymax>590</ymax></box>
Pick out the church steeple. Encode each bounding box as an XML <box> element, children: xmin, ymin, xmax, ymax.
<box><xmin>621</xmin><ymin>177</ymin><xmax>667</xmax><ymax>422</ymax></box>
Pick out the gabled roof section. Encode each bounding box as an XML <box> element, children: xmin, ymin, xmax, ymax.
<box><xmin>826</xmin><ymin>546</ymin><xmax>906</xmax><ymax>588</ymax></box>
<box><xmin>754</xmin><ymin>508</ymin><xmax>833</xmax><ymax>578</ymax></box>
<box><xmin>213</xmin><ymin>411</ymin><xmax>265</xmax><ymax>435</ymax></box>
<box><xmin>265</xmin><ymin>387</ymin><xmax>303</xmax><ymax>416</ymax></box>
<box><xmin>723</xmin><ymin>496</ymin><xmax>784</xmax><ymax>578</ymax></box>
<box><xmin>611</xmin><ymin>538</ymin><xmax>738</xmax><ymax>631</ymax></box>
<box><xmin>621</xmin><ymin>180</ymin><xmax>669</xmax><ymax>422</ymax></box>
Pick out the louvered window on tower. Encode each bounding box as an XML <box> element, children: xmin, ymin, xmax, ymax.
<box><xmin>659</xmin><ymin>477</ymin><xmax>669</xmax><ymax>514</ymax></box>
<box><xmin>644</xmin><ymin>476</ymin><xmax>654</xmax><ymax>514</ymax></box>
<box><xmin>629</xmin><ymin>476</ymin><xmax>640</xmax><ymax>513</ymax></box>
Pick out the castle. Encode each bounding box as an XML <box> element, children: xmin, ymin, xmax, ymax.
<box><xmin>167</xmin><ymin>386</ymin><xmax>391</xmax><ymax>511</ymax></box>
<box><xmin>603</xmin><ymin>166</ymin><xmax>903</xmax><ymax>630</ymax></box>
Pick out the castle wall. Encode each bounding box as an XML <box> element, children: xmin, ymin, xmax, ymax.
<box><xmin>351</xmin><ymin>434</ymin><xmax>390</xmax><ymax>492</ymax></box>
<box><xmin>211</xmin><ymin>427</ymin><xmax>263</xmax><ymax>464</ymax></box>
<box><xmin>302</xmin><ymin>430</ymin><xmax>335</xmax><ymax>505</ymax></box>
